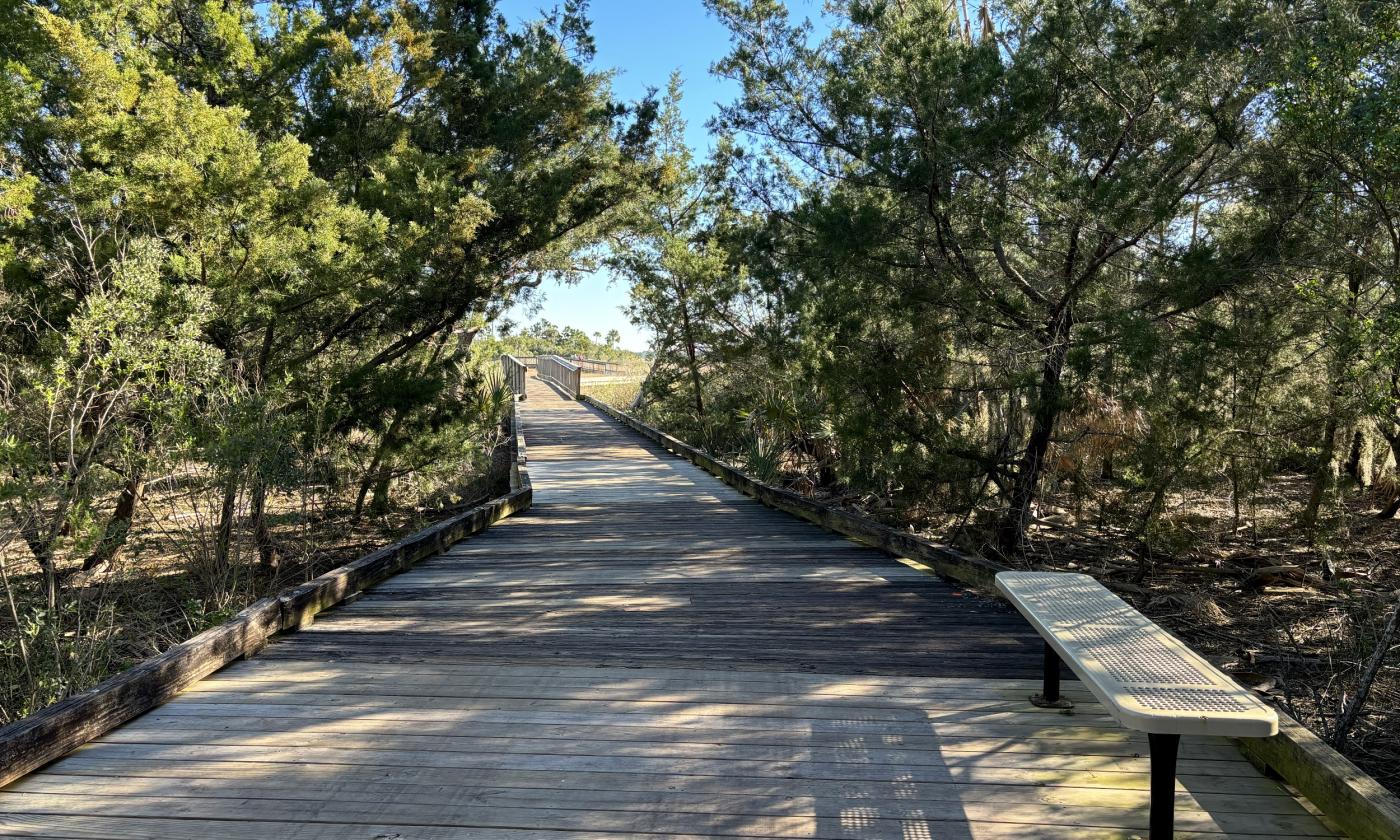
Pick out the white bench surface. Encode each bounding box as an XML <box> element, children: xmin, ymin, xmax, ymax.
<box><xmin>996</xmin><ymin>571</ymin><xmax>1278</xmax><ymax>737</ymax></box>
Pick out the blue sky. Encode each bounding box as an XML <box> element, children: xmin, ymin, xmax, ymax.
<box><xmin>495</xmin><ymin>0</ymin><xmax>822</xmax><ymax>351</ymax></box>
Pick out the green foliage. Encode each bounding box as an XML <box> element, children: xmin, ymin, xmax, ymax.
<box><xmin>602</xmin><ymin>0</ymin><xmax>1400</xmax><ymax>556</ymax></box>
<box><xmin>0</xmin><ymin>0</ymin><xmax>655</xmax><ymax>718</ymax></box>
<box><xmin>3</xmin><ymin>0</ymin><xmax>1398</xmax><ymax>757</ymax></box>
<box><xmin>608</xmin><ymin>75</ymin><xmax>757</xmax><ymax>441</ymax></box>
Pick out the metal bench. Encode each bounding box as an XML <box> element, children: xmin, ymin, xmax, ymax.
<box><xmin>995</xmin><ymin>571</ymin><xmax>1278</xmax><ymax>839</ymax></box>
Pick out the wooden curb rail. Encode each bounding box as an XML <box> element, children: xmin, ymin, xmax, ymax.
<box><xmin>580</xmin><ymin>393</ymin><xmax>1400</xmax><ymax>840</ymax></box>
<box><xmin>1236</xmin><ymin>716</ymin><xmax>1400</xmax><ymax>840</ymax></box>
<box><xmin>0</xmin><ymin>405</ymin><xmax>532</xmax><ymax>790</ymax></box>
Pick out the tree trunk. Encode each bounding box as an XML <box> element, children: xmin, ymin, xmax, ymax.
<box><xmin>1230</xmin><ymin>458</ymin><xmax>1242</xmax><ymax>532</ymax></box>
<box><xmin>631</xmin><ymin>333</ymin><xmax>673</xmax><ymax>413</ymax></box>
<box><xmin>1332</xmin><ymin>597</ymin><xmax>1400</xmax><ymax>751</ymax></box>
<box><xmin>355</xmin><ymin>451</ymin><xmax>394</xmax><ymax>521</ymax></box>
<box><xmin>19</xmin><ymin>511</ymin><xmax>61</xmax><ymax>612</ymax></box>
<box><xmin>999</xmin><ymin>306</ymin><xmax>1074</xmax><ymax>553</ymax></box>
<box><xmin>1303</xmin><ymin>408</ymin><xmax>1340</xmax><ymax>534</ymax></box>
<box><xmin>355</xmin><ymin>413</ymin><xmax>404</xmax><ymax>521</ymax></box>
<box><xmin>354</xmin><ymin>468</ymin><xmax>377</xmax><ymax>522</ymax></box>
<box><xmin>213</xmin><ymin>478</ymin><xmax>238</xmax><ymax>577</ymax></box>
<box><xmin>1343</xmin><ymin>429</ymin><xmax>1365</xmax><ymax>488</ymax></box>
<box><xmin>83</xmin><ymin>472</ymin><xmax>143</xmax><ymax>571</ymax></box>
<box><xmin>1135</xmin><ymin>480</ymin><xmax>1171</xmax><ymax>548</ymax></box>
<box><xmin>1307</xmin><ymin>274</ymin><xmax>1362</xmax><ymax>530</ymax></box>
<box><xmin>1377</xmin><ymin>427</ymin><xmax>1400</xmax><ymax>519</ymax></box>
<box><xmin>674</xmin><ymin>279</ymin><xmax>705</xmax><ymax>418</ymax></box>
<box><xmin>369</xmin><ymin>471</ymin><xmax>393</xmax><ymax>516</ymax></box>
<box><xmin>248</xmin><ymin>321</ymin><xmax>280</xmax><ymax>572</ymax></box>
<box><xmin>249</xmin><ymin>478</ymin><xmax>280</xmax><ymax>572</ymax></box>
<box><xmin>797</xmin><ymin>436</ymin><xmax>837</xmax><ymax>488</ymax></box>
<box><xmin>1378</xmin><ymin>367</ymin><xmax>1400</xmax><ymax>519</ymax></box>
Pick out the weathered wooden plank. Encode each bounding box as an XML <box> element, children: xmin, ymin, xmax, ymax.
<box><xmin>57</xmin><ymin>740</ymin><xmax>1260</xmax><ymax>779</ymax></box>
<box><xmin>7</xmin><ymin>773</ymin><xmax>1311</xmax><ymax>817</ymax></box>
<box><xmin>82</xmin><ymin>700</ymin><xmax>1135</xmax><ymax>735</ymax></box>
<box><xmin>0</xmin><ymin>813</ymin><xmax>1260</xmax><ymax>840</ymax></box>
<box><xmin>150</xmin><ymin>692</ymin><xmax>1119</xmax><ymax>727</ymax></box>
<box><xmin>37</xmin><ymin>752</ymin><xmax>1295</xmax><ymax>796</ymax></box>
<box><xmin>109</xmin><ymin>711</ymin><xmax>1181</xmax><ymax>746</ymax></box>
<box><xmin>189</xmin><ymin>676</ymin><xmax>1089</xmax><ymax>706</ymax></box>
<box><xmin>0</xmin><ymin>790</ymin><xmax>1338</xmax><ymax>837</ymax></box>
<box><xmin>191</xmin><ymin>641</ymin><xmax>1043</xmax><ymax>678</ymax></box>
<box><xmin>97</xmin><ymin>723</ymin><xmax>1250</xmax><ymax>763</ymax></box>
<box><xmin>203</xmin><ymin>667</ymin><xmax>1084</xmax><ymax>701</ymax></box>
<box><xmin>0</xmin><ymin>813</ymin><xmax>805</xmax><ymax>840</ymax></box>
<box><xmin>238</xmin><ymin>657</ymin><xmax>1038</xmax><ymax>679</ymax></box>
<box><xmin>213</xmin><ymin>661</ymin><xmax>1047</xmax><ymax>688</ymax></box>
<box><xmin>105</xmin><ymin>709</ymin><xmax>1207</xmax><ymax>746</ymax></box>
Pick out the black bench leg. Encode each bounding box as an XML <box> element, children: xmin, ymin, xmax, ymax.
<box><xmin>1030</xmin><ymin>641</ymin><xmax>1074</xmax><ymax>708</ymax></box>
<box><xmin>1149</xmin><ymin>732</ymin><xmax>1180</xmax><ymax>840</ymax></box>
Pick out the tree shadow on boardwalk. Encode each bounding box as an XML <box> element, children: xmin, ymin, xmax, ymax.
<box><xmin>2</xmin><ymin>658</ymin><xmax>1313</xmax><ymax>838</ymax></box>
<box><xmin>0</xmin><ymin>371</ymin><xmax>1337</xmax><ymax>839</ymax></box>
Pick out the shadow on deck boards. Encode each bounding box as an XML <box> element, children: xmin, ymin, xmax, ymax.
<box><xmin>0</xmin><ymin>375</ymin><xmax>1340</xmax><ymax>839</ymax></box>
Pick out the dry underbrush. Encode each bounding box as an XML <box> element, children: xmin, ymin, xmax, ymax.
<box><xmin>0</xmin><ymin>466</ymin><xmax>504</xmax><ymax>724</ymax></box>
<box><xmin>1006</xmin><ymin>477</ymin><xmax>1400</xmax><ymax>794</ymax></box>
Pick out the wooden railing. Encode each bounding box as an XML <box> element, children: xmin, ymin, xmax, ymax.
<box><xmin>573</xmin><ymin>357</ymin><xmax>619</xmax><ymax>373</ymax></box>
<box><xmin>500</xmin><ymin>354</ymin><xmax>528</xmax><ymax>399</ymax></box>
<box><xmin>505</xmin><ymin>354</ymin><xmax>615</xmax><ymax>374</ymax></box>
<box><xmin>537</xmin><ymin>354</ymin><xmax>582</xmax><ymax>398</ymax></box>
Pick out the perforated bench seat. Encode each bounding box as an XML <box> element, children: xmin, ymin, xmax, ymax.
<box><xmin>995</xmin><ymin>571</ymin><xmax>1278</xmax><ymax>839</ymax></box>
<box><xmin>996</xmin><ymin>571</ymin><xmax>1277</xmax><ymax>735</ymax></box>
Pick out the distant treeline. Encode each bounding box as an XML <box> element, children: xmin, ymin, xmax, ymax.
<box><xmin>481</xmin><ymin>320</ymin><xmax>647</xmax><ymax>364</ymax></box>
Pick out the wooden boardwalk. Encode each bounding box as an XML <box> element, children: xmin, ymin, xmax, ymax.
<box><xmin>0</xmin><ymin>376</ymin><xmax>1338</xmax><ymax>838</ymax></box>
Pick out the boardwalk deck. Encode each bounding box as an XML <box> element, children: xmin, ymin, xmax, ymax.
<box><xmin>0</xmin><ymin>377</ymin><xmax>1340</xmax><ymax>838</ymax></box>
